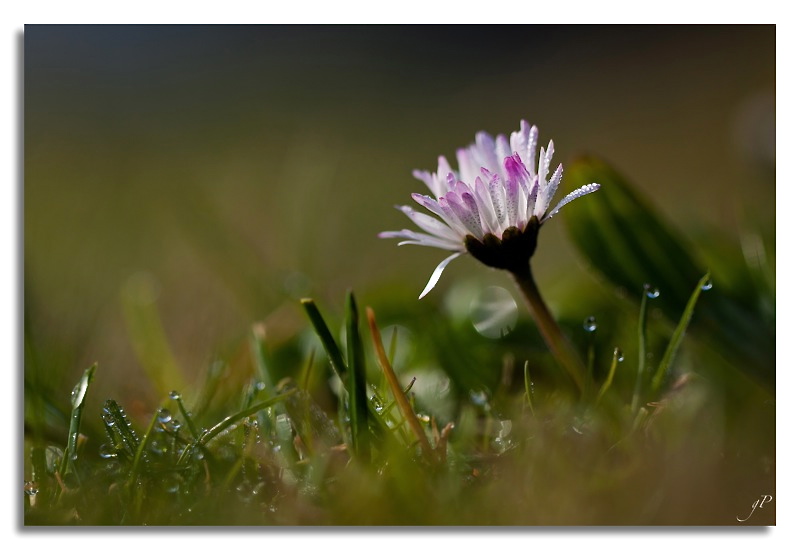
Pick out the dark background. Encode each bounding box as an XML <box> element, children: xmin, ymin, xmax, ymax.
<box><xmin>24</xmin><ymin>25</ymin><xmax>775</xmax><ymax>406</ymax></box>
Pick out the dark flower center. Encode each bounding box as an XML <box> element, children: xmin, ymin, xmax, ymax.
<box><xmin>464</xmin><ymin>216</ymin><xmax>540</xmax><ymax>273</ymax></box>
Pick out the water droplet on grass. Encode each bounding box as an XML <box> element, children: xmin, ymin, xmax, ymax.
<box><xmin>701</xmin><ymin>278</ymin><xmax>713</xmax><ymax>291</ymax></box>
<box><xmin>615</xmin><ymin>347</ymin><xmax>625</xmax><ymax>362</ymax></box>
<box><xmin>169</xmin><ymin>391</ymin><xmax>180</xmax><ymax>400</ymax></box>
<box><xmin>24</xmin><ymin>481</ymin><xmax>39</xmax><ymax>496</ymax></box>
<box><xmin>157</xmin><ymin>408</ymin><xmax>172</xmax><ymax>423</ymax></box>
<box><xmin>583</xmin><ymin>316</ymin><xmax>597</xmax><ymax>332</ymax></box>
<box><xmin>469</xmin><ymin>389</ymin><xmax>489</xmax><ymax>407</ymax></box>
<box><xmin>644</xmin><ymin>283</ymin><xmax>660</xmax><ymax>299</ymax></box>
<box><xmin>99</xmin><ymin>444</ymin><xmax>117</xmax><ymax>459</ymax></box>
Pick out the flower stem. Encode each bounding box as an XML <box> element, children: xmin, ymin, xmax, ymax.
<box><xmin>509</xmin><ymin>264</ymin><xmax>585</xmax><ymax>389</ymax></box>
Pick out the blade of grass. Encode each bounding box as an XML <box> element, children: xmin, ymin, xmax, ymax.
<box><xmin>650</xmin><ymin>272</ymin><xmax>712</xmax><ymax>395</ymax></box>
<box><xmin>58</xmin><ymin>363</ymin><xmax>97</xmax><ymax>481</ymax></box>
<box><xmin>523</xmin><ymin>361</ymin><xmax>534</xmax><ymax>417</ymax></box>
<box><xmin>345</xmin><ymin>291</ymin><xmax>370</xmax><ymax>463</ymax></box>
<box><xmin>176</xmin><ymin>390</ymin><xmax>296</xmax><ymax>466</ymax></box>
<box><xmin>103</xmin><ymin>400</ymin><xmax>140</xmax><ymax>458</ymax></box>
<box><xmin>171</xmin><ymin>391</ymin><xmax>199</xmax><ymax>440</ymax></box>
<box><xmin>121</xmin><ymin>276</ymin><xmax>185</xmax><ymax>397</ymax></box>
<box><xmin>301</xmin><ymin>298</ymin><xmax>347</xmax><ymax>383</ymax></box>
<box><xmin>127</xmin><ymin>404</ymin><xmax>165</xmax><ymax>487</ymax></box>
<box><xmin>249</xmin><ymin>324</ymin><xmax>302</xmax><ymax>470</ymax></box>
<box><xmin>366</xmin><ymin>307</ymin><xmax>435</xmax><ymax>462</ymax></box>
<box><xmin>631</xmin><ymin>288</ymin><xmax>650</xmax><ymax>412</ymax></box>
<box><xmin>596</xmin><ymin>347</ymin><xmax>623</xmax><ymax>405</ymax></box>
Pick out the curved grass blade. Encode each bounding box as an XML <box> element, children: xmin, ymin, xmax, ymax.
<box><xmin>121</xmin><ymin>276</ymin><xmax>185</xmax><ymax>397</ymax></box>
<box><xmin>523</xmin><ymin>361</ymin><xmax>535</xmax><ymax>417</ymax></box>
<box><xmin>58</xmin><ymin>363</ymin><xmax>97</xmax><ymax>480</ymax></box>
<box><xmin>127</xmin><ymin>405</ymin><xmax>164</xmax><ymax>486</ymax></box>
<box><xmin>631</xmin><ymin>288</ymin><xmax>650</xmax><ymax>412</ymax></box>
<box><xmin>562</xmin><ymin>157</ymin><xmax>774</xmax><ymax>388</ymax></box>
<box><xmin>301</xmin><ymin>298</ymin><xmax>347</xmax><ymax>383</ymax></box>
<box><xmin>596</xmin><ymin>348</ymin><xmax>623</xmax><ymax>406</ymax></box>
<box><xmin>366</xmin><ymin>307</ymin><xmax>434</xmax><ymax>462</ymax></box>
<box><xmin>176</xmin><ymin>390</ymin><xmax>296</xmax><ymax>466</ymax></box>
<box><xmin>345</xmin><ymin>291</ymin><xmax>370</xmax><ymax>463</ymax></box>
<box><xmin>650</xmin><ymin>272</ymin><xmax>711</xmax><ymax>395</ymax></box>
<box><xmin>103</xmin><ymin>400</ymin><xmax>140</xmax><ymax>459</ymax></box>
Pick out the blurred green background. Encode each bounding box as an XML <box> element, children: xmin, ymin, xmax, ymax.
<box><xmin>24</xmin><ymin>25</ymin><xmax>775</xmax><ymax>414</ymax></box>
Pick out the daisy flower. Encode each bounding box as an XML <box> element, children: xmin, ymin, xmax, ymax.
<box><xmin>379</xmin><ymin>120</ymin><xmax>600</xmax><ymax>298</ymax></box>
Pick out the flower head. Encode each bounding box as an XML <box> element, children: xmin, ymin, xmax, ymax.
<box><xmin>379</xmin><ymin>120</ymin><xmax>600</xmax><ymax>298</ymax></box>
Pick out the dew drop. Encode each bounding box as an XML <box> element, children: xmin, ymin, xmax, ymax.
<box><xmin>164</xmin><ymin>478</ymin><xmax>180</xmax><ymax>494</ymax></box>
<box><xmin>24</xmin><ymin>481</ymin><xmax>39</xmax><ymax>496</ymax></box>
<box><xmin>615</xmin><ymin>347</ymin><xmax>625</xmax><ymax>362</ymax></box>
<box><xmin>583</xmin><ymin>316</ymin><xmax>597</xmax><ymax>332</ymax></box>
<box><xmin>469</xmin><ymin>286</ymin><xmax>518</xmax><ymax>339</ymax></box>
<box><xmin>469</xmin><ymin>389</ymin><xmax>489</xmax><ymax>407</ymax></box>
<box><xmin>701</xmin><ymin>278</ymin><xmax>713</xmax><ymax>291</ymax></box>
<box><xmin>168</xmin><ymin>419</ymin><xmax>182</xmax><ymax>432</ymax></box>
<box><xmin>169</xmin><ymin>390</ymin><xmax>180</xmax><ymax>400</ymax></box>
<box><xmin>157</xmin><ymin>408</ymin><xmax>172</xmax><ymax>423</ymax></box>
<box><xmin>98</xmin><ymin>444</ymin><xmax>117</xmax><ymax>459</ymax></box>
<box><xmin>644</xmin><ymin>283</ymin><xmax>660</xmax><ymax>299</ymax></box>
<box><xmin>255</xmin><ymin>381</ymin><xmax>266</xmax><ymax>392</ymax></box>
<box><xmin>102</xmin><ymin>414</ymin><xmax>116</xmax><ymax>427</ymax></box>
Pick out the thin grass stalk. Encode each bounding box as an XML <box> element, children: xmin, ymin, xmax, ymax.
<box><xmin>366</xmin><ymin>307</ymin><xmax>435</xmax><ymax>462</ymax></box>
<box><xmin>345</xmin><ymin>291</ymin><xmax>370</xmax><ymax>463</ymax></box>
<box><xmin>301</xmin><ymin>298</ymin><xmax>347</xmax><ymax>382</ymax></box>
<box><xmin>650</xmin><ymin>272</ymin><xmax>711</xmax><ymax>394</ymax></box>
<box><xmin>631</xmin><ymin>289</ymin><xmax>650</xmax><ymax>412</ymax></box>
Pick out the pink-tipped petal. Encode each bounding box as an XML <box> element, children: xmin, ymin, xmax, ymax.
<box><xmin>399</xmin><ymin>205</ymin><xmax>461</xmax><ymax>242</ymax></box>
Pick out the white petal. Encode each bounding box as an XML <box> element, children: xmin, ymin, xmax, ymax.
<box><xmin>419</xmin><ymin>252</ymin><xmax>463</xmax><ymax>299</ymax></box>
<box><xmin>487</xmin><ymin>174</ymin><xmax>507</xmax><ymax>229</ymax></box>
<box><xmin>474</xmin><ymin>176</ymin><xmax>500</xmax><ymax>234</ymax></box>
<box><xmin>537</xmin><ymin>140</ymin><xmax>555</xmax><ymax>190</ymax></box>
<box><xmin>412</xmin><ymin>193</ymin><xmax>445</xmax><ymax>217</ymax></box>
<box><xmin>475</xmin><ymin>132</ymin><xmax>501</xmax><ymax>175</ymax></box>
<box><xmin>495</xmin><ymin>134</ymin><xmax>511</xmax><ymax>169</ymax></box>
<box><xmin>399</xmin><ymin>206</ymin><xmax>461</xmax><ymax>242</ymax></box>
<box><xmin>543</xmin><ymin>183</ymin><xmax>601</xmax><ymax>222</ymax></box>
<box><xmin>505</xmin><ymin>176</ymin><xmax>520</xmax><ymax>228</ymax></box>
<box><xmin>456</xmin><ymin>148</ymin><xmax>479</xmax><ymax>183</ymax></box>
<box><xmin>444</xmin><ymin>192</ymin><xmax>482</xmax><ymax>236</ymax></box>
<box><xmin>534</xmin><ymin>163</ymin><xmax>563</xmax><ymax>219</ymax></box>
<box><xmin>379</xmin><ymin>229</ymin><xmax>463</xmax><ymax>250</ymax></box>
